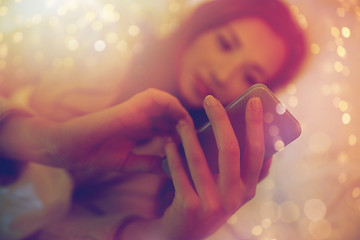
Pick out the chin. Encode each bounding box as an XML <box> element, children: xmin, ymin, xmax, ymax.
<box><xmin>180</xmin><ymin>93</ymin><xmax>202</xmax><ymax>109</ymax></box>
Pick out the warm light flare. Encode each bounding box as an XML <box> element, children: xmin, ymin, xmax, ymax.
<box><xmin>341</xmin><ymin>26</ymin><xmax>351</xmax><ymax>38</ymax></box>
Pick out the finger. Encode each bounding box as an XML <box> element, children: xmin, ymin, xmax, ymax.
<box><xmin>165</xmin><ymin>137</ymin><xmax>195</xmax><ymax>197</ymax></box>
<box><xmin>176</xmin><ymin>119</ymin><xmax>216</xmax><ymax>199</ymax></box>
<box><xmin>75</xmin><ymin>137</ymin><xmax>164</xmax><ymax>173</ymax></box>
<box><xmin>203</xmin><ymin>95</ymin><xmax>240</xmax><ymax>190</ymax></box>
<box><xmin>140</xmin><ymin>88</ymin><xmax>191</xmax><ymax>122</ymax></box>
<box><xmin>258</xmin><ymin>156</ymin><xmax>272</xmax><ymax>182</ymax></box>
<box><xmin>68</xmin><ymin>89</ymin><xmax>191</xmax><ymax>145</ymax></box>
<box><xmin>241</xmin><ymin>97</ymin><xmax>265</xmax><ymax>188</ymax></box>
<box><xmin>122</xmin><ymin>89</ymin><xmax>191</xmax><ymax>133</ymax></box>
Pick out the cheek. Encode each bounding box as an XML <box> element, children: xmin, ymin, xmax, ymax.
<box><xmin>177</xmin><ymin>47</ymin><xmax>202</xmax><ymax>93</ymax></box>
<box><xmin>178</xmin><ymin>46</ymin><xmax>199</xmax><ymax>80</ymax></box>
<box><xmin>178</xmin><ymin>54</ymin><xmax>194</xmax><ymax>88</ymax></box>
<box><xmin>176</xmin><ymin>59</ymin><xmax>199</xmax><ymax>107</ymax></box>
<box><xmin>262</xmin><ymin>44</ymin><xmax>287</xmax><ymax>78</ymax></box>
<box><xmin>184</xmin><ymin>38</ymin><xmax>218</xmax><ymax>69</ymax></box>
<box><xmin>177</xmin><ymin>65</ymin><xmax>189</xmax><ymax>97</ymax></box>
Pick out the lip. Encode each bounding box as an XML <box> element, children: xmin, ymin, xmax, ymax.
<box><xmin>193</xmin><ymin>73</ymin><xmax>214</xmax><ymax>100</ymax></box>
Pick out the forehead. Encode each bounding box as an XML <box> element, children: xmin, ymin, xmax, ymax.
<box><xmin>222</xmin><ymin>17</ymin><xmax>287</xmax><ymax>78</ymax></box>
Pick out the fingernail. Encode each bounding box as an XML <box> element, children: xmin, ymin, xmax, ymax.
<box><xmin>251</xmin><ymin>97</ymin><xmax>261</xmax><ymax>112</ymax></box>
<box><xmin>204</xmin><ymin>95</ymin><xmax>218</xmax><ymax>106</ymax></box>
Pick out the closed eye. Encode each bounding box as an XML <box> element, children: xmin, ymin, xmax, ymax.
<box><xmin>217</xmin><ymin>34</ymin><xmax>233</xmax><ymax>52</ymax></box>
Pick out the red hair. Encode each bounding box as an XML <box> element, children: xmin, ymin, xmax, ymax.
<box><xmin>123</xmin><ymin>0</ymin><xmax>307</xmax><ymax>105</ymax></box>
<box><xmin>165</xmin><ymin>0</ymin><xmax>308</xmax><ymax>90</ymax></box>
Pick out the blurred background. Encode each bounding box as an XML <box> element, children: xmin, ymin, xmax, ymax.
<box><xmin>1</xmin><ymin>0</ymin><xmax>359</xmax><ymax>239</ymax></box>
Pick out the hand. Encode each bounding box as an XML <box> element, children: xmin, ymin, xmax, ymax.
<box><xmin>0</xmin><ymin>89</ymin><xmax>191</xmax><ymax>173</ymax></box>
<box><xmin>119</xmin><ymin>96</ymin><xmax>271</xmax><ymax>240</ymax></box>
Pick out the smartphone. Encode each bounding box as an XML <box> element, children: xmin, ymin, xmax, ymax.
<box><xmin>162</xmin><ymin>83</ymin><xmax>301</xmax><ymax>174</ymax></box>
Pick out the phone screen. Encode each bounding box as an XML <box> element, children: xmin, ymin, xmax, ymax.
<box><xmin>162</xmin><ymin>84</ymin><xmax>301</xmax><ymax>174</ymax></box>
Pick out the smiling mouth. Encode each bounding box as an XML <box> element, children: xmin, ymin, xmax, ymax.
<box><xmin>194</xmin><ymin>73</ymin><xmax>213</xmax><ymax>100</ymax></box>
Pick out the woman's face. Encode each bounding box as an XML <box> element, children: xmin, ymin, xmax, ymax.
<box><xmin>178</xmin><ymin>17</ymin><xmax>287</xmax><ymax>108</ymax></box>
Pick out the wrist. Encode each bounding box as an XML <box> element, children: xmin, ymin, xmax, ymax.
<box><xmin>115</xmin><ymin>217</ymin><xmax>166</xmax><ymax>240</ymax></box>
<box><xmin>0</xmin><ymin>115</ymin><xmax>57</xmax><ymax>165</ymax></box>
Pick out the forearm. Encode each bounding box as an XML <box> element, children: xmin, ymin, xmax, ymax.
<box><xmin>117</xmin><ymin>218</ymin><xmax>166</xmax><ymax>240</ymax></box>
<box><xmin>0</xmin><ymin>114</ymin><xmax>58</xmax><ymax>165</ymax></box>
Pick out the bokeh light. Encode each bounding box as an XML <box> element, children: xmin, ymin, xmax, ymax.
<box><xmin>304</xmin><ymin>199</ymin><xmax>327</xmax><ymax>221</ymax></box>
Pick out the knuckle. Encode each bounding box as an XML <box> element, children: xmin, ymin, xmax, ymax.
<box><xmin>176</xmin><ymin>118</ymin><xmax>189</xmax><ymax>130</ymax></box>
<box><xmin>219</xmin><ymin>141</ymin><xmax>240</xmax><ymax>158</ymax></box>
<box><xmin>146</xmin><ymin>88</ymin><xmax>173</xmax><ymax>101</ymax></box>
<box><xmin>246</xmin><ymin>107</ymin><xmax>263</xmax><ymax>124</ymax></box>
<box><xmin>145</xmin><ymin>87</ymin><xmax>160</xmax><ymax>96</ymax></box>
<box><xmin>189</xmin><ymin>154</ymin><xmax>206</xmax><ymax>167</ymax></box>
<box><xmin>217</xmin><ymin>195</ymin><xmax>235</xmax><ymax>213</ymax></box>
<box><xmin>250</xmin><ymin>141</ymin><xmax>265</xmax><ymax>155</ymax></box>
<box><xmin>144</xmin><ymin>88</ymin><xmax>160</xmax><ymax>104</ymax></box>
<box><xmin>182</xmin><ymin>197</ymin><xmax>201</xmax><ymax>213</ymax></box>
<box><xmin>144</xmin><ymin>88</ymin><xmax>164</xmax><ymax>103</ymax></box>
<box><xmin>171</xmin><ymin>158</ymin><xmax>185</xmax><ymax>172</ymax></box>
<box><xmin>250</xmin><ymin>114</ymin><xmax>263</xmax><ymax>124</ymax></box>
<box><xmin>141</xmin><ymin>89</ymin><xmax>167</xmax><ymax>114</ymax></box>
<box><xmin>203</xmin><ymin>200</ymin><xmax>221</xmax><ymax>214</ymax></box>
<box><xmin>224</xmin><ymin>198</ymin><xmax>242</xmax><ymax>213</ymax></box>
<box><xmin>144</xmin><ymin>88</ymin><xmax>182</xmax><ymax>113</ymax></box>
<box><xmin>213</xmin><ymin>108</ymin><xmax>229</xmax><ymax>122</ymax></box>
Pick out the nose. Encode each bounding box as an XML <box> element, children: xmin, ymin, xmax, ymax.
<box><xmin>211</xmin><ymin>58</ymin><xmax>241</xmax><ymax>87</ymax></box>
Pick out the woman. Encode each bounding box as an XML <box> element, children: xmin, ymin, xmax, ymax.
<box><xmin>0</xmin><ymin>0</ymin><xmax>307</xmax><ymax>239</ymax></box>
<box><xmin>119</xmin><ymin>0</ymin><xmax>306</xmax><ymax>126</ymax></box>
